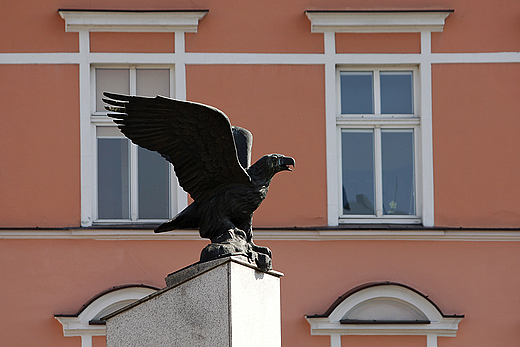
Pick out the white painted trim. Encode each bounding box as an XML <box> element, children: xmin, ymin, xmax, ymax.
<box><xmin>305</xmin><ymin>11</ymin><xmax>452</xmax><ymax>33</ymax></box>
<box><xmin>55</xmin><ymin>286</ymin><xmax>157</xmax><ymax>345</ymax></box>
<box><xmin>336</xmin><ymin>66</ymin><xmax>422</xmax><ymax>224</ymax></box>
<box><xmin>427</xmin><ymin>334</ymin><xmax>438</xmax><ymax>347</ymax></box>
<box><xmin>79</xmin><ymin>31</ymin><xmax>93</xmax><ymax>227</ymax></box>
<box><xmin>58</xmin><ymin>10</ymin><xmax>207</xmax><ymax>33</ymax></box>
<box><xmin>174</xmin><ymin>31</ymin><xmax>189</xmax><ymax>212</ymax></box>
<box><xmin>1</xmin><ymin>8</ymin><xmax>518</xmax><ymax>230</ymax></box>
<box><xmin>324</xmin><ymin>32</ymin><xmax>339</xmax><ymax>226</ymax></box>
<box><xmin>3</xmin><ymin>52</ymin><xmax>520</xmax><ymax>66</ymax></box>
<box><xmin>90</xmin><ymin>66</ymin><xmax>181</xmax><ymax>223</ymax></box>
<box><xmin>306</xmin><ymin>284</ymin><xmax>462</xmax><ymax>347</ymax></box>
<box><xmin>3</xmin><ymin>228</ymin><xmax>520</xmax><ymax>241</ymax></box>
<box><xmin>420</xmin><ymin>32</ymin><xmax>435</xmax><ymax>227</ymax></box>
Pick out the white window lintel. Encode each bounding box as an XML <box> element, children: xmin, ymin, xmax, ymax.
<box><xmin>305</xmin><ymin>10</ymin><xmax>453</xmax><ymax>33</ymax></box>
<box><xmin>306</xmin><ymin>282</ymin><xmax>463</xmax><ymax>341</ymax></box>
<box><xmin>55</xmin><ymin>285</ymin><xmax>157</xmax><ymax>339</ymax></box>
<box><xmin>58</xmin><ymin>9</ymin><xmax>208</xmax><ymax>33</ymax></box>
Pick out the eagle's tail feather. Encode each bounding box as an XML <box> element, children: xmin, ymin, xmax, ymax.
<box><xmin>154</xmin><ymin>202</ymin><xmax>199</xmax><ymax>233</ymax></box>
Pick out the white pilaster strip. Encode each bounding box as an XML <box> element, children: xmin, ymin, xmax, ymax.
<box><xmin>80</xmin><ymin>335</ymin><xmax>93</xmax><ymax>347</ymax></box>
<box><xmin>174</xmin><ymin>31</ymin><xmax>189</xmax><ymax>212</ymax></box>
<box><xmin>420</xmin><ymin>31</ymin><xmax>434</xmax><ymax>227</ymax></box>
<box><xmin>79</xmin><ymin>31</ymin><xmax>93</xmax><ymax>227</ymax></box>
<box><xmin>324</xmin><ymin>32</ymin><xmax>339</xmax><ymax>226</ymax></box>
<box><xmin>427</xmin><ymin>334</ymin><xmax>438</xmax><ymax>347</ymax></box>
<box><xmin>174</xmin><ymin>31</ymin><xmax>187</xmax><ymax>100</ymax></box>
<box><xmin>330</xmin><ymin>334</ymin><xmax>342</xmax><ymax>347</ymax></box>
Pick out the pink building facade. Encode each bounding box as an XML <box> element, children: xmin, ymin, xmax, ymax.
<box><xmin>1</xmin><ymin>1</ymin><xmax>520</xmax><ymax>346</ymax></box>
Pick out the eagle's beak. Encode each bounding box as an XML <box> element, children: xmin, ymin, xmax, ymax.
<box><xmin>279</xmin><ymin>156</ymin><xmax>295</xmax><ymax>171</ymax></box>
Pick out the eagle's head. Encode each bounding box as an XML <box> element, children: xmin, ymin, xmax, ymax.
<box><xmin>269</xmin><ymin>154</ymin><xmax>295</xmax><ymax>173</ymax></box>
<box><xmin>248</xmin><ymin>154</ymin><xmax>295</xmax><ymax>186</ymax></box>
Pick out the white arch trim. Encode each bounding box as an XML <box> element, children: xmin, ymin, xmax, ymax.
<box><xmin>306</xmin><ymin>282</ymin><xmax>463</xmax><ymax>347</ymax></box>
<box><xmin>55</xmin><ymin>285</ymin><xmax>158</xmax><ymax>347</ymax></box>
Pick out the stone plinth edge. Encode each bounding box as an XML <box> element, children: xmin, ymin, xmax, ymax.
<box><xmin>165</xmin><ymin>255</ymin><xmax>284</xmax><ymax>287</ymax></box>
<box><xmin>101</xmin><ymin>255</ymin><xmax>283</xmax><ymax>321</ymax></box>
<box><xmin>103</xmin><ymin>255</ymin><xmax>283</xmax><ymax>347</ymax></box>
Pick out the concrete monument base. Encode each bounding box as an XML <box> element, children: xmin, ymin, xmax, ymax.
<box><xmin>103</xmin><ymin>256</ymin><xmax>283</xmax><ymax>347</ymax></box>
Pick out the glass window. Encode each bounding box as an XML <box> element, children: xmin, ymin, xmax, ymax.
<box><xmin>96</xmin><ymin>69</ymin><xmax>129</xmax><ymax>112</ymax></box>
<box><xmin>340</xmin><ymin>71</ymin><xmax>374</xmax><ymax>114</ymax></box>
<box><xmin>338</xmin><ymin>68</ymin><xmax>418</xmax><ymax>222</ymax></box>
<box><xmin>381</xmin><ymin>129</ymin><xmax>415</xmax><ymax>215</ymax></box>
<box><xmin>136</xmin><ymin>69</ymin><xmax>170</xmax><ymax>97</ymax></box>
<box><xmin>380</xmin><ymin>71</ymin><xmax>414</xmax><ymax>114</ymax></box>
<box><xmin>341</xmin><ymin>130</ymin><xmax>375</xmax><ymax>215</ymax></box>
<box><xmin>138</xmin><ymin>147</ymin><xmax>170</xmax><ymax>219</ymax></box>
<box><xmin>97</xmin><ymin>138</ymin><xmax>130</xmax><ymax>219</ymax></box>
<box><xmin>93</xmin><ymin>66</ymin><xmax>174</xmax><ymax>222</ymax></box>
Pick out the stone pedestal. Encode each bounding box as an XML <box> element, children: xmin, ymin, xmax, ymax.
<box><xmin>103</xmin><ymin>256</ymin><xmax>283</xmax><ymax>347</ymax></box>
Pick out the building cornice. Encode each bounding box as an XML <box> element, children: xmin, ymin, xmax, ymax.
<box><xmin>305</xmin><ymin>9</ymin><xmax>453</xmax><ymax>33</ymax></box>
<box><xmin>58</xmin><ymin>9</ymin><xmax>208</xmax><ymax>32</ymax></box>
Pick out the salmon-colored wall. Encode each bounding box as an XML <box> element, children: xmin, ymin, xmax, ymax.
<box><xmin>184</xmin><ymin>0</ymin><xmax>323</xmax><ymax>53</ymax></box>
<box><xmin>432</xmin><ymin>63</ymin><xmax>520</xmax><ymax>227</ymax></box>
<box><xmin>90</xmin><ymin>33</ymin><xmax>174</xmax><ymax>53</ymax></box>
<box><xmin>2</xmin><ymin>239</ymin><xmax>520</xmax><ymax>346</ymax></box>
<box><xmin>186</xmin><ymin>64</ymin><xmax>327</xmax><ymax>227</ymax></box>
<box><xmin>336</xmin><ymin>33</ymin><xmax>421</xmax><ymax>54</ymax></box>
<box><xmin>0</xmin><ymin>0</ymin><xmax>77</xmax><ymax>53</ymax></box>
<box><xmin>3</xmin><ymin>0</ymin><xmax>520</xmax><ymax>54</ymax></box>
<box><xmin>431</xmin><ymin>0</ymin><xmax>520</xmax><ymax>53</ymax></box>
<box><xmin>342</xmin><ymin>335</ymin><xmax>425</xmax><ymax>346</ymax></box>
<box><xmin>0</xmin><ymin>65</ymin><xmax>80</xmax><ymax>227</ymax></box>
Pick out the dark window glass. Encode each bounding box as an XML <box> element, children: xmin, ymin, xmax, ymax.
<box><xmin>380</xmin><ymin>71</ymin><xmax>414</xmax><ymax>114</ymax></box>
<box><xmin>341</xmin><ymin>72</ymin><xmax>374</xmax><ymax>114</ymax></box>
<box><xmin>138</xmin><ymin>147</ymin><xmax>170</xmax><ymax>219</ymax></box>
<box><xmin>382</xmin><ymin>130</ymin><xmax>415</xmax><ymax>215</ymax></box>
<box><xmin>342</xmin><ymin>130</ymin><xmax>375</xmax><ymax>215</ymax></box>
<box><xmin>98</xmin><ymin>138</ymin><xmax>130</xmax><ymax>219</ymax></box>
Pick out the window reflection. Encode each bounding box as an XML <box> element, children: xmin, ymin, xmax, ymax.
<box><xmin>342</xmin><ymin>130</ymin><xmax>375</xmax><ymax>215</ymax></box>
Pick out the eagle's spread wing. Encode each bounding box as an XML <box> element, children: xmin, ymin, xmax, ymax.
<box><xmin>103</xmin><ymin>92</ymin><xmax>252</xmax><ymax>203</ymax></box>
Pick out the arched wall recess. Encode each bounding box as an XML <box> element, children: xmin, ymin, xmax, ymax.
<box><xmin>306</xmin><ymin>282</ymin><xmax>463</xmax><ymax>347</ymax></box>
<box><xmin>55</xmin><ymin>284</ymin><xmax>158</xmax><ymax>347</ymax></box>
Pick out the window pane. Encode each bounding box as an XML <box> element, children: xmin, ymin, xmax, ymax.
<box><xmin>138</xmin><ymin>147</ymin><xmax>170</xmax><ymax>219</ymax></box>
<box><xmin>98</xmin><ymin>138</ymin><xmax>130</xmax><ymax>219</ymax></box>
<box><xmin>380</xmin><ymin>71</ymin><xmax>413</xmax><ymax>114</ymax></box>
<box><xmin>340</xmin><ymin>72</ymin><xmax>374</xmax><ymax>114</ymax></box>
<box><xmin>341</xmin><ymin>130</ymin><xmax>375</xmax><ymax>215</ymax></box>
<box><xmin>382</xmin><ymin>130</ymin><xmax>415</xmax><ymax>215</ymax></box>
<box><xmin>136</xmin><ymin>69</ymin><xmax>170</xmax><ymax>97</ymax></box>
<box><xmin>96</xmin><ymin>69</ymin><xmax>129</xmax><ymax>112</ymax></box>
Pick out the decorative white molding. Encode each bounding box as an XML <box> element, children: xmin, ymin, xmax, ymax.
<box><xmin>58</xmin><ymin>10</ymin><xmax>208</xmax><ymax>33</ymax></box>
<box><xmin>55</xmin><ymin>285</ymin><xmax>157</xmax><ymax>346</ymax></box>
<box><xmin>306</xmin><ymin>283</ymin><xmax>463</xmax><ymax>347</ymax></box>
<box><xmin>3</xmin><ymin>228</ymin><xmax>520</xmax><ymax>241</ymax></box>
<box><xmin>305</xmin><ymin>10</ymin><xmax>453</xmax><ymax>33</ymax></box>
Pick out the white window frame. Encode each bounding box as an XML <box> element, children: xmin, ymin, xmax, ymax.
<box><xmin>57</xmin><ymin>10</ymin><xmax>207</xmax><ymax>227</ymax></box>
<box><xmin>91</xmin><ymin>65</ymin><xmax>178</xmax><ymax>225</ymax></box>
<box><xmin>305</xmin><ymin>10</ymin><xmax>453</xmax><ymax>227</ymax></box>
<box><xmin>337</xmin><ymin>66</ymin><xmax>421</xmax><ymax>224</ymax></box>
<box><xmin>306</xmin><ymin>282</ymin><xmax>463</xmax><ymax>347</ymax></box>
<box><xmin>55</xmin><ymin>285</ymin><xmax>158</xmax><ymax>347</ymax></box>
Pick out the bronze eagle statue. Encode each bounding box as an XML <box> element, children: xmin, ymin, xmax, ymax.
<box><xmin>103</xmin><ymin>92</ymin><xmax>294</xmax><ymax>271</ymax></box>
